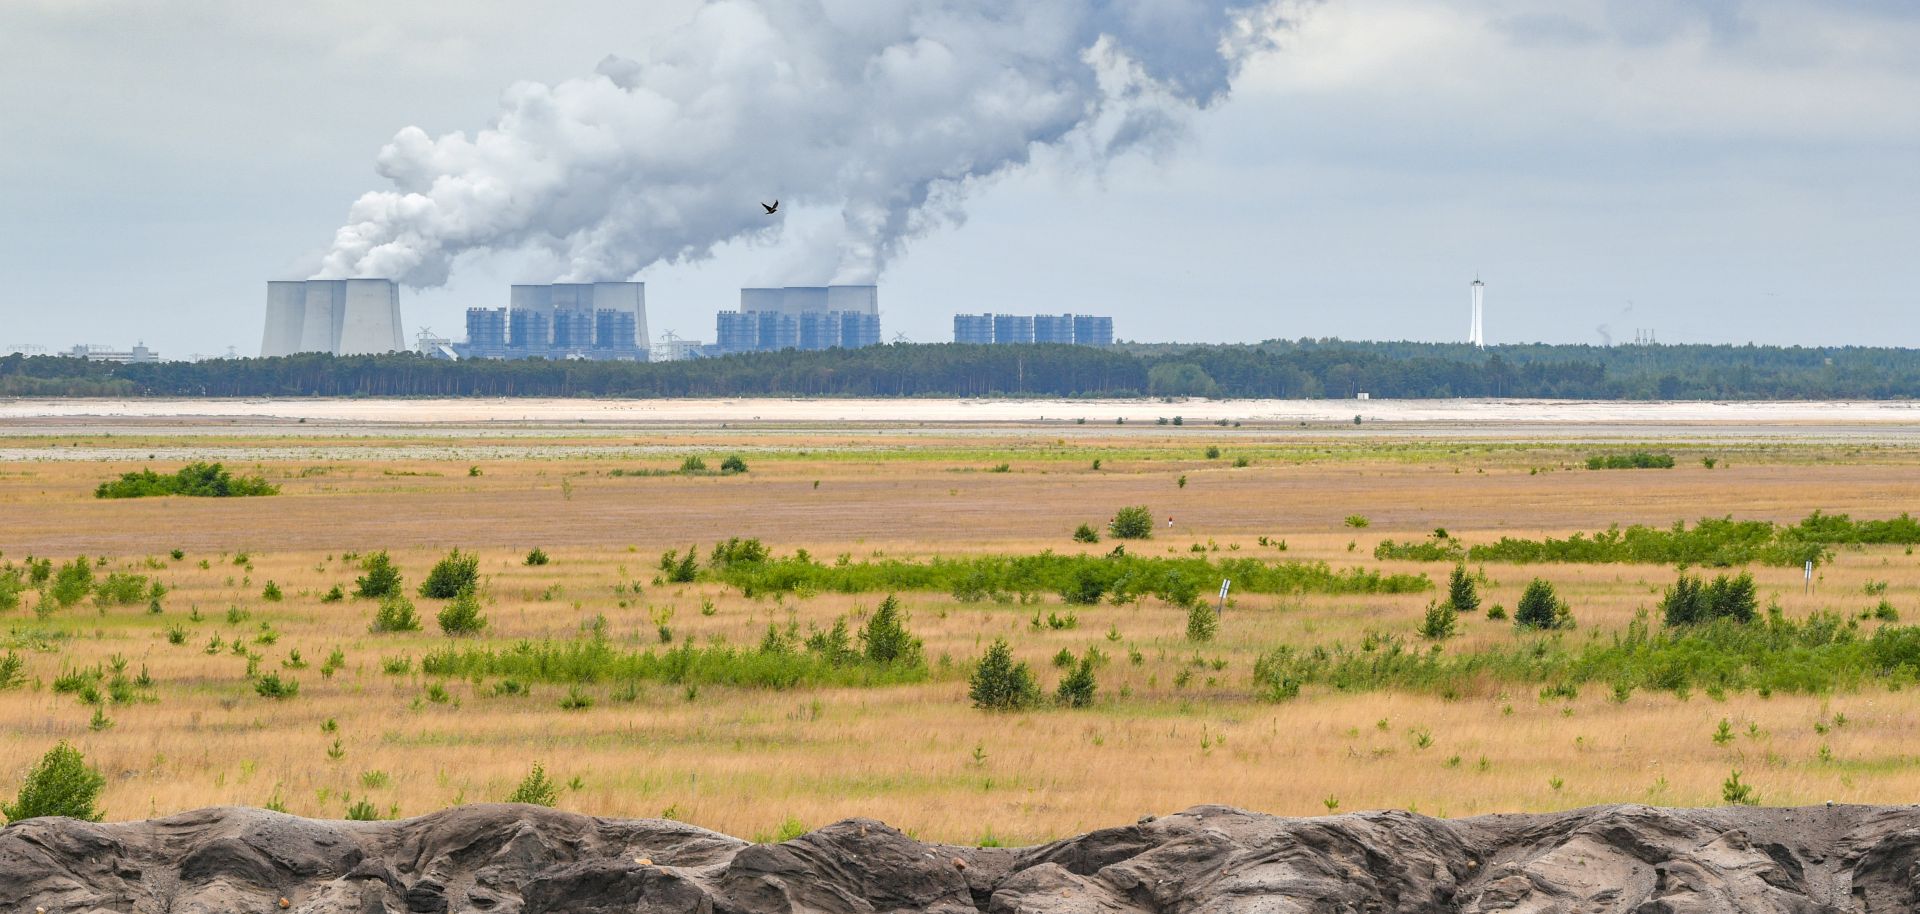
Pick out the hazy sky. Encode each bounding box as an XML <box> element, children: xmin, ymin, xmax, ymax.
<box><xmin>2</xmin><ymin>0</ymin><xmax>1916</xmax><ymax>358</ymax></box>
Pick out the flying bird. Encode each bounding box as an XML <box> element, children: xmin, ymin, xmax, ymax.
<box><xmin>762</xmin><ymin>201</ymin><xmax>779</xmax><ymax>214</ymax></box>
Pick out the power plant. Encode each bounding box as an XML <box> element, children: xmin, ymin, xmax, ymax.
<box><xmin>262</xmin><ymin>279</ymin><xmax>405</xmax><ymax>356</ymax></box>
<box><xmin>715</xmin><ymin>285</ymin><xmax>882</xmax><ymax>354</ymax></box>
<box><xmin>952</xmin><ymin>313</ymin><xmax>1113</xmax><ymax>346</ymax></box>
<box><xmin>456</xmin><ymin>282</ymin><xmax>649</xmax><ymax>361</ymax></box>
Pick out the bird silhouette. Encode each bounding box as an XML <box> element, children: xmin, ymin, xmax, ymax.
<box><xmin>762</xmin><ymin>201</ymin><xmax>779</xmax><ymax>214</ymax></box>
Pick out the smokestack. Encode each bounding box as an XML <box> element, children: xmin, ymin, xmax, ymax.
<box><xmin>311</xmin><ymin>1</ymin><xmax>1295</xmax><ymax>290</ymax></box>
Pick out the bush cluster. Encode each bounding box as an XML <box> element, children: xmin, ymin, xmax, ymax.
<box><xmin>95</xmin><ymin>462</ymin><xmax>278</xmax><ymax>498</ymax></box>
<box><xmin>1661</xmin><ymin>572</ymin><xmax>1758</xmax><ymax>626</ymax></box>
<box><xmin>1586</xmin><ymin>451</ymin><xmax>1676</xmax><ymax>470</ymax></box>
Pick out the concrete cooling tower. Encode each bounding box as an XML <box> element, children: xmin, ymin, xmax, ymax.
<box><xmin>262</xmin><ymin>279</ymin><xmax>405</xmax><ymax>356</ymax></box>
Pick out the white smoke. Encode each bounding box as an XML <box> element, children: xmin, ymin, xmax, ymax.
<box><xmin>314</xmin><ymin>0</ymin><xmax>1296</xmax><ymax>287</ymax></box>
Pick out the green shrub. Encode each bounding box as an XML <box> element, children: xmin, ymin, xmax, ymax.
<box><xmin>661</xmin><ymin>546</ymin><xmax>701</xmax><ymax>583</ymax></box>
<box><xmin>1204</xmin><ymin>446</ymin><xmax>1221</xmax><ymax>459</ymax></box>
<box><xmin>506</xmin><ymin>763</ymin><xmax>560</xmax><ymax>806</ymax></box>
<box><xmin>679</xmin><ymin>455</ymin><xmax>708</xmax><ymax>473</ymax></box>
<box><xmin>369</xmin><ymin>594</ymin><xmax>423</xmax><ymax>633</ymax></box>
<box><xmin>94</xmin><ymin>462</ymin><xmax>278</xmax><ymax>499</ymax></box>
<box><xmin>1056</xmin><ymin>655</ymin><xmax>1097</xmax><ymax>708</ymax></box>
<box><xmin>420</xmin><ymin>549</ymin><xmax>480</xmax><ymax>599</ymax></box>
<box><xmin>50</xmin><ymin>557</ymin><xmax>94</xmax><ymax>607</ymax></box>
<box><xmin>436</xmin><ymin>587</ymin><xmax>488</xmax><ymax>636</ymax></box>
<box><xmin>1374</xmin><ymin>533</ymin><xmax>1459</xmax><ymax>564</ymax></box>
<box><xmin>1446</xmin><ymin>565</ymin><xmax>1481</xmax><ymax>613</ymax></box>
<box><xmin>320</xmin><ymin>584</ymin><xmax>345</xmax><ymax>603</ymax></box>
<box><xmin>1420</xmin><ymin>600</ymin><xmax>1458</xmax><ymax>640</ymax></box>
<box><xmin>355</xmin><ymin>551</ymin><xmax>403</xmax><ymax>599</ymax></box>
<box><xmin>1344</xmin><ymin>515</ymin><xmax>1370</xmax><ymax>529</ymax></box>
<box><xmin>1586</xmin><ymin>452</ymin><xmax>1675</xmax><ymax>470</ymax></box>
<box><xmin>1186</xmin><ymin>603</ymin><xmax>1218</xmax><ymax>642</ymax></box>
<box><xmin>1721</xmin><ymin>770</ymin><xmax>1757</xmax><ymax>805</ymax></box>
<box><xmin>92</xmin><ymin>571</ymin><xmax>148</xmax><ymax>606</ymax></box>
<box><xmin>0</xmin><ymin>569</ymin><xmax>24</xmax><ymax>612</ymax></box>
<box><xmin>524</xmin><ymin>548</ymin><xmax>550</xmax><ymax>567</ymax></box>
<box><xmin>558</xmin><ymin>687</ymin><xmax>594</xmax><ymax>710</ymax></box>
<box><xmin>969</xmin><ymin>639</ymin><xmax>1040</xmax><ymax>711</ymax></box>
<box><xmin>254</xmin><ymin>672</ymin><xmax>299</xmax><ymax>699</ymax></box>
<box><xmin>344</xmin><ymin>798</ymin><xmax>381</xmax><ymax>820</ymax></box>
<box><xmin>1108</xmin><ymin>506</ymin><xmax>1155</xmax><ymax>540</ymax></box>
<box><xmin>2</xmin><ymin>741</ymin><xmax>105</xmax><ymax>822</ymax></box>
<box><xmin>1516</xmin><ymin>579</ymin><xmax>1573</xmax><ymax>630</ymax></box>
<box><xmin>1662</xmin><ymin>572</ymin><xmax>1758</xmax><ymax>627</ymax></box>
<box><xmin>721</xmin><ymin>455</ymin><xmax>749</xmax><ymax>474</ymax></box>
<box><xmin>1072</xmin><ymin>524</ymin><xmax>1100</xmax><ymax>544</ymax></box>
<box><xmin>261</xmin><ymin>581</ymin><xmax>283</xmax><ymax>602</ymax></box>
<box><xmin>858</xmin><ymin>595</ymin><xmax>922</xmax><ymax>667</ymax></box>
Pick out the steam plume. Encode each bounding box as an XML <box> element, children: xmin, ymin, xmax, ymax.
<box><xmin>314</xmin><ymin>0</ymin><xmax>1293</xmax><ymax>287</ymax></box>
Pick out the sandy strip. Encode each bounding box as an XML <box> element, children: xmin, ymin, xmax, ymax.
<box><xmin>2</xmin><ymin>397</ymin><xmax>1919</xmax><ymax>425</ymax></box>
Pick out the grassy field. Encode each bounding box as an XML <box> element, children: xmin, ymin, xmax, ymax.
<box><xmin>3</xmin><ymin>420</ymin><xmax>1920</xmax><ymax>843</ymax></box>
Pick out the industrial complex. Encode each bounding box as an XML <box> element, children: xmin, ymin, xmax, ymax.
<box><xmin>456</xmin><ymin>282</ymin><xmax>650</xmax><ymax>361</ymax></box>
<box><xmin>250</xmin><ymin>279</ymin><xmax>1123</xmax><ymax>362</ymax></box>
<box><xmin>262</xmin><ymin>279</ymin><xmax>406</xmax><ymax>357</ymax></box>
<box><xmin>952</xmin><ymin>313</ymin><xmax>1112</xmax><ymax>346</ymax></box>
<box><xmin>714</xmin><ymin>285</ymin><xmax>882</xmax><ymax>354</ymax></box>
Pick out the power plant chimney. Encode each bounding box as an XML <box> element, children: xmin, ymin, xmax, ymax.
<box><xmin>1469</xmin><ymin>277</ymin><xmax>1485</xmax><ymax>348</ymax></box>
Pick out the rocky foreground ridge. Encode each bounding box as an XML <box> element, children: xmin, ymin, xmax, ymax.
<box><xmin>5</xmin><ymin>802</ymin><xmax>1920</xmax><ymax>912</ymax></box>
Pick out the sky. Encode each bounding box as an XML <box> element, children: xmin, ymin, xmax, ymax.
<box><xmin>0</xmin><ymin>0</ymin><xmax>1916</xmax><ymax>358</ymax></box>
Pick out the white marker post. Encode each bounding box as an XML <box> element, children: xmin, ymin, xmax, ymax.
<box><xmin>1217</xmin><ymin>579</ymin><xmax>1231</xmax><ymax>616</ymax></box>
<box><xmin>1805</xmin><ymin>560</ymin><xmax>1814</xmax><ymax>595</ymax></box>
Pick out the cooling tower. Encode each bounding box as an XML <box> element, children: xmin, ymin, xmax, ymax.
<box><xmin>338</xmin><ymin>279</ymin><xmax>405</xmax><ymax>355</ymax></box>
<box><xmin>825</xmin><ymin>284</ymin><xmax>878</xmax><ymax>315</ymax></box>
<box><xmin>261</xmin><ymin>279</ymin><xmax>403</xmax><ymax>356</ymax></box>
<box><xmin>261</xmin><ymin>282</ymin><xmax>307</xmax><ymax>357</ymax></box>
<box><xmin>592</xmin><ymin>281</ymin><xmax>649</xmax><ymax>350</ymax></box>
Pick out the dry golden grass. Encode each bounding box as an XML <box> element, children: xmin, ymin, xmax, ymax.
<box><xmin>1</xmin><ymin>423</ymin><xmax>1919</xmax><ymax>842</ymax></box>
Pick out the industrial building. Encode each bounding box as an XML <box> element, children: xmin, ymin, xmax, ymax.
<box><xmin>952</xmin><ymin>313</ymin><xmax>1113</xmax><ymax>346</ymax></box>
<box><xmin>454</xmin><ymin>282</ymin><xmax>649</xmax><ymax>361</ymax></box>
<box><xmin>953</xmin><ymin>314</ymin><xmax>995</xmax><ymax>345</ymax></box>
<box><xmin>715</xmin><ymin>285</ymin><xmax>882</xmax><ymax>354</ymax></box>
<box><xmin>262</xmin><ymin>279</ymin><xmax>406</xmax><ymax>357</ymax></box>
<box><xmin>61</xmin><ymin>343</ymin><xmax>161</xmax><ymax>363</ymax></box>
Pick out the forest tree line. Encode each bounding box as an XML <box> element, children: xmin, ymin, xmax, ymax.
<box><xmin>5</xmin><ymin>339</ymin><xmax>1920</xmax><ymax>400</ymax></box>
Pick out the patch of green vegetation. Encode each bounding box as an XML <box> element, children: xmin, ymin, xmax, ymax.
<box><xmin>94</xmin><ymin>462</ymin><xmax>277</xmax><ymax>498</ymax></box>
<box><xmin>698</xmin><ymin>545</ymin><xmax>1428</xmax><ymax>602</ymax></box>
<box><xmin>1586</xmin><ymin>451</ymin><xmax>1676</xmax><ymax>470</ymax></box>
<box><xmin>419</xmin><ymin>627</ymin><xmax>929</xmax><ymax>691</ymax></box>
<box><xmin>1253</xmin><ymin>609</ymin><xmax>1920</xmax><ymax>701</ymax></box>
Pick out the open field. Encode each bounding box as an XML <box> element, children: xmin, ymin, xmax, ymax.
<box><xmin>3</xmin><ymin>406</ymin><xmax>1920</xmax><ymax>844</ymax></box>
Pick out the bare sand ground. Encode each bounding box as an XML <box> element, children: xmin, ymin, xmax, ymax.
<box><xmin>2</xmin><ymin>398</ymin><xmax>1919</xmax><ymax>448</ymax></box>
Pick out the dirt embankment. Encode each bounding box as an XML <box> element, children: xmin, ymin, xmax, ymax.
<box><xmin>3</xmin><ymin>802</ymin><xmax>1917</xmax><ymax>912</ymax></box>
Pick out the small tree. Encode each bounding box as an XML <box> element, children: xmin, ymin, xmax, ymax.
<box><xmin>3</xmin><ymin>741</ymin><xmax>105</xmax><ymax>822</ymax></box>
<box><xmin>1446</xmin><ymin>565</ymin><xmax>1480</xmax><ymax>613</ymax></box>
<box><xmin>1516</xmin><ymin>579</ymin><xmax>1573</xmax><ymax>630</ymax></box>
<box><xmin>1185</xmin><ymin>602</ymin><xmax>1218</xmax><ymax>642</ymax></box>
<box><xmin>858</xmin><ymin>595</ymin><xmax>922</xmax><ymax>667</ymax></box>
<box><xmin>1108</xmin><ymin>505</ymin><xmax>1154</xmax><ymax>540</ymax></box>
<box><xmin>420</xmin><ymin>549</ymin><xmax>480</xmax><ymax>599</ymax></box>
<box><xmin>523</xmin><ymin>548</ymin><xmax>550</xmax><ymax>567</ymax></box>
<box><xmin>969</xmin><ymin>639</ymin><xmax>1040</xmax><ymax>711</ymax></box>
<box><xmin>369</xmin><ymin>594</ymin><xmax>423</xmax><ymax>633</ymax></box>
<box><xmin>720</xmin><ymin>455</ymin><xmax>749</xmax><ymax>474</ymax></box>
<box><xmin>437</xmin><ymin>587</ymin><xmax>488</xmax><ymax>636</ymax></box>
<box><xmin>1419</xmin><ymin>600</ymin><xmax>1457</xmax><ymax>640</ymax></box>
<box><xmin>1056</xmin><ymin>655</ymin><xmax>1097</xmax><ymax>708</ymax></box>
<box><xmin>506</xmin><ymin>763</ymin><xmax>560</xmax><ymax>806</ymax></box>
<box><xmin>355</xmin><ymin>551</ymin><xmax>402</xmax><ymax>599</ymax></box>
<box><xmin>1072</xmin><ymin>523</ymin><xmax>1100</xmax><ymax>544</ymax></box>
